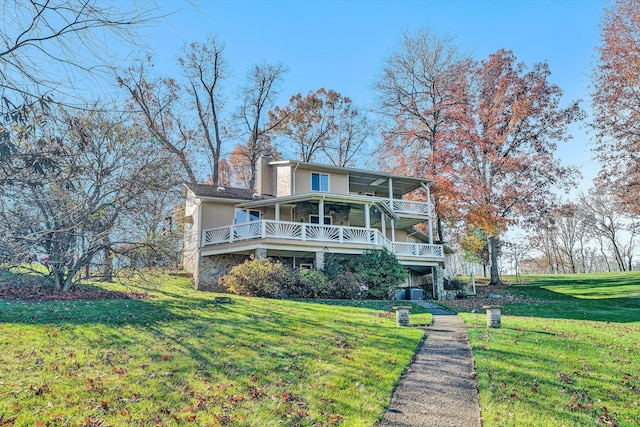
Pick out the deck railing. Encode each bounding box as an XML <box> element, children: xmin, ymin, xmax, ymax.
<box><xmin>374</xmin><ymin>198</ymin><xmax>431</xmax><ymax>216</ymax></box>
<box><xmin>392</xmin><ymin>199</ymin><xmax>430</xmax><ymax>215</ymax></box>
<box><xmin>202</xmin><ymin>220</ymin><xmax>443</xmax><ymax>259</ymax></box>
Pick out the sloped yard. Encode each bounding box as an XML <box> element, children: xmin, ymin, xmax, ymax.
<box><xmin>453</xmin><ymin>272</ymin><xmax>640</xmax><ymax>427</ymax></box>
<box><xmin>0</xmin><ymin>273</ymin><xmax>425</xmax><ymax>426</ymax></box>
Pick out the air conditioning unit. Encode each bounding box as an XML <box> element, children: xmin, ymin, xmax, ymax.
<box><xmin>410</xmin><ymin>288</ymin><xmax>424</xmax><ymax>300</ymax></box>
<box><xmin>395</xmin><ymin>289</ymin><xmax>407</xmax><ymax>300</ymax></box>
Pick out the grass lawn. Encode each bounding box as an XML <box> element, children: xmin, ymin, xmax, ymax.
<box><xmin>0</xmin><ymin>273</ymin><xmax>429</xmax><ymax>426</ymax></box>
<box><xmin>455</xmin><ymin>271</ymin><xmax>640</xmax><ymax>427</ymax></box>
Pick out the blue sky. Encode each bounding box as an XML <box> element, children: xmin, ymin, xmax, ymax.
<box><xmin>144</xmin><ymin>0</ymin><xmax>605</xmax><ymax>192</ymax></box>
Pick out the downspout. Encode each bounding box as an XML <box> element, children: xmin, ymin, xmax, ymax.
<box><xmin>292</xmin><ymin>162</ymin><xmax>300</xmax><ymax>195</ymax></box>
<box><xmin>388</xmin><ymin>177</ymin><xmax>394</xmax><ymax>211</ymax></box>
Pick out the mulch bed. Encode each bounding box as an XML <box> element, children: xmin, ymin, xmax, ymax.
<box><xmin>0</xmin><ymin>276</ymin><xmax>149</xmax><ymax>302</ymax></box>
<box><xmin>443</xmin><ymin>283</ymin><xmax>542</xmax><ymax>312</ymax></box>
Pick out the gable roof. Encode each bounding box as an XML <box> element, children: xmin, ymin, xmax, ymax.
<box><xmin>183</xmin><ymin>183</ymin><xmax>269</xmax><ymax>201</ymax></box>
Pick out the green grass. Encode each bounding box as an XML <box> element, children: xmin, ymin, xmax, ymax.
<box><xmin>456</xmin><ymin>271</ymin><xmax>640</xmax><ymax>427</ymax></box>
<box><xmin>0</xmin><ymin>274</ymin><xmax>425</xmax><ymax>426</ymax></box>
<box><xmin>297</xmin><ymin>299</ymin><xmax>432</xmax><ymax>326</ymax></box>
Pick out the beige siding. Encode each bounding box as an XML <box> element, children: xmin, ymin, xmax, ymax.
<box><xmin>201</xmin><ymin>202</ymin><xmax>236</xmax><ymax>229</ymax></box>
<box><xmin>184</xmin><ymin>190</ymin><xmax>199</xmax><ymax>217</ymax></box>
<box><xmin>256</xmin><ymin>156</ymin><xmax>275</xmax><ymax>195</ymax></box>
<box><xmin>394</xmin><ymin>229</ymin><xmax>410</xmax><ymax>242</ymax></box>
<box><xmin>276</xmin><ymin>165</ymin><xmax>291</xmax><ymax>196</ymax></box>
<box><xmin>330</xmin><ymin>172</ymin><xmax>349</xmax><ymax>194</ymax></box>
<box><xmin>263</xmin><ymin>207</ymin><xmax>275</xmax><ymax>220</ymax></box>
<box><xmin>294</xmin><ymin>169</ymin><xmax>348</xmax><ymax>195</ymax></box>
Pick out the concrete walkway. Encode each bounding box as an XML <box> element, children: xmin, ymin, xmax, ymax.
<box><xmin>379</xmin><ymin>302</ymin><xmax>482</xmax><ymax>427</ymax></box>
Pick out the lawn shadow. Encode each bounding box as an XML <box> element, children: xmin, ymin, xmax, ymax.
<box><xmin>0</xmin><ymin>297</ymin><xmax>183</xmax><ymax>325</ymax></box>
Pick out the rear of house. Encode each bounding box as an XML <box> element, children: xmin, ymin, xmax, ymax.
<box><xmin>183</xmin><ymin>155</ymin><xmax>447</xmax><ymax>299</ymax></box>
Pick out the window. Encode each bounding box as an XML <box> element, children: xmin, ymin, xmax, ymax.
<box><xmin>235</xmin><ymin>209</ymin><xmax>260</xmax><ymax>224</ymax></box>
<box><xmin>311</xmin><ymin>173</ymin><xmax>329</xmax><ymax>192</ymax></box>
<box><xmin>299</xmin><ymin>263</ymin><xmax>313</xmax><ymax>270</ymax></box>
<box><xmin>309</xmin><ymin>215</ymin><xmax>332</xmax><ymax>225</ymax></box>
<box><xmin>234</xmin><ymin>209</ymin><xmax>261</xmax><ymax>239</ymax></box>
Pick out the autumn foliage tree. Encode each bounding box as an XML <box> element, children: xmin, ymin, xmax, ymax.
<box><xmin>374</xmin><ymin>28</ymin><xmax>472</xmax><ymax>242</ymax></box>
<box><xmin>459</xmin><ymin>226</ymin><xmax>490</xmax><ymax>277</ymax></box>
<box><xmin>591</xmin><ymin>0</ymin><xmax>640</xmax><ymax>213</ymax></box>
<box><xmin>451</xmin><ymin>49</ymin><xmax>583</xmax><ymax>284</ymax></box>
<box><xmin>270</xmin><ymin>88</ymin><xmax>369</xmax><ymax>166</ymax></box>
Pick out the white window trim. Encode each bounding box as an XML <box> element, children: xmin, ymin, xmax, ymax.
<box><xmin>311</xmin><ymin>172</ymin><xmax>329</xmax><ymax>192</ymax></box>
<box><xmin>299</xmin><ymin>263</ymin><xmax>313</xmax><ymax>270</ymax></box>
<box><xmin>309</xmin><ymin>214</ymin><xmax>332</xmax><ymax>225</ymax></box>
<box><xmin>234</xmin><ymin>208</ymin><xmax>261</xmax><ymax>224</ymax></box>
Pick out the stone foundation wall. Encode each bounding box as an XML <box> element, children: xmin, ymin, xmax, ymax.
<box><xmin>197</xmin><ymin>254</ymin><xmax>250</xmax><ymax>292</ymax></box>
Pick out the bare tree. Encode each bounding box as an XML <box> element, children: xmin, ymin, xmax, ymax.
<box><xmin>323</xmin><ymin>104</ymin><xmax>372</xmax><ymax>167</ymax></box>
<box><xmin>0</xmin><ymin>1</ymin><xmax>160</xmax><ymax>179</ymax></box>
<box><xmin>0</xmin><ymin>1</ymin><xmax>157</xmax><ymax>111</ymax></box>
<box><xmin>117</xmin><ymin>59</ymin><xmax>198</xmax><ymax>183</ymax></box>
<box><xmin>178</xmin><ymin>36</ymin><xmax>228</xmax><ymax>185</ymax></box>
<box><xmin>0</xmin><ymin>106</ymin><xmax>178</xmax><ymax>290</ymax></box>
<box><xmin>236</xmin><ymin>63</ymin><xmax>287</xmax><ymax>189</ymax></box>
<box><xmin>580</xmin><ymin>191</ymin><xmax>637</xmax><ymax>272</ymax></box>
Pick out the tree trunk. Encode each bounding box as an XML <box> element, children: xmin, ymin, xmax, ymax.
<box><xmin>599</xmin><ymin>240</ymin><xmax>611</xmax><ymax>272</ymax></box>
<box><xmin>52</xmin><ymin>268</ymin><xmax>64</xmax><ymax>291</ymax></box>
<box><xmin>62</xmin><ymin>271</ymin><xmax>75</xmax><ymax>291</ymax></box>
<box><xmin>487</xmin><ymin>235</ymin><xmax>501</xmax><ymax>285</ymax></box>
<box><xmin>101</xmin><ymin>236</ymin><xmax>113</xmax><ymax>282</ymax></box>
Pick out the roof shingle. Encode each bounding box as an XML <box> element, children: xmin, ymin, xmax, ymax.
<box><xmin>184</xmin><ymin>183</ymin><xmax>268</xmax><ymax>201</ymax></box>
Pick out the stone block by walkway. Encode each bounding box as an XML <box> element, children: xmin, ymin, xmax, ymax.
<box><xmin>380</xmin><ymin>302</ymin><xmax>481</xmax><ymax>427</ymax></box>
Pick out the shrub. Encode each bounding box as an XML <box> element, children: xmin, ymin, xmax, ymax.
<box><xmin>322</xmin><ymin>254</ymin><xmax>347</xmax><ymax>281</ymax></box>
<box><xmin>349</xmin><ymin>249</ymin><xmax>407</xmax><ymax>300</ymax></box>
<box><xmin>444</xmin><ymin>277</ymin><xmax>465</xmax><ymax>291</ymax></box>
<box><xmin>279</xmin><ymin>268</ymin><xmax>331</xmax><ymax>299</ymax></box>
<box><xmin>220</xmin><ymin>257</ymin><xmax>287</xmax><ymax>298</ymax></box>
<box><xmin>330</xmin><ymin>271</ymin><xmax>362</xmax><ymax>299</ymax></box>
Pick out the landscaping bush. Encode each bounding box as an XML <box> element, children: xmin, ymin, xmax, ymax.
<box><xmin>220</xmin><ymin>252</ymin><xmax>404</xmax><ymax>300</ymax></box>
<box><xmin>280</xmin><ymin>268</ymin><xmax>331</xmax><ymax>299</ymax></box>
<box><xmin>330</xmin><ymin>270</ymin><xmax>362</xmax><ymax>299</ymax></box>
<box><xmin>444</xmin><ymin>277</ymin><xmax>465</xmax><ymax>291</ymax></box>
<box><xmin>220</xmin><ymin>256</ymin><xmax>288</xmax><ymax>297</ymax></box>
<box><xmin>349</xmin><ymin>249</ymin><xmax>407</xmax><ymax>299</ymax></box>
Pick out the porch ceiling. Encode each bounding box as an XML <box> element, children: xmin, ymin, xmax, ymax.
<box><xmin>235</xmin><ymin>192</ymin><xmax>380</xmax><ymax>209</ymax></box>
<box><xmin>347</xmin><ymin>171</ymin><xmax>431</xmax><ymax>196</ymax></box>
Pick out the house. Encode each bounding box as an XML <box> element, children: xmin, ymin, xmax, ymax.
<box><xmin>183</xmin><ymin>155</ymin><xmax>446</xmax><ymax>299</ymax></box>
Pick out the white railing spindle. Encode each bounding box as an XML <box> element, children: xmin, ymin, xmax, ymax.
<box><xmin>200</xmin><ymin>219</ymin><xmax>443</xmax><ymax>259</ymax></box>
